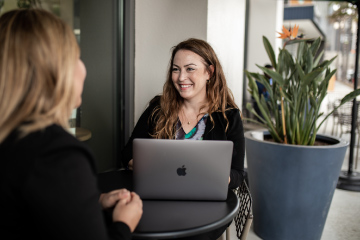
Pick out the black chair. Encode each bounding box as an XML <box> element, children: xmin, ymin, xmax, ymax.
<box><xmin>334</xmin><ymin>101</ymin><xmax>360</xmax><ymax>169</ymax></box>
<box><xmin>331</xmin><ymin>99</ymin><xmax>342</xmax><ymax>136</ymax></box>
<box><xmin>223</xmin><ymin>180</ymin><xmax>253</xmax><ymax>240</ymax></box>
<box><xmin>336</xmin><ymin>101</ymin><xmax>353</xmax><ymax>137</ymax></box>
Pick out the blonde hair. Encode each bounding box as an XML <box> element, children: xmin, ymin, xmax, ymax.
<box><xmin>0</xmin><ymin>9</ymin><xmax>80</xmax><ymax>143</ymax></box>
<box><xmin>152</xmin><ymin>38</ymin><xmax>238</xmax><ymax>139</ymax></box>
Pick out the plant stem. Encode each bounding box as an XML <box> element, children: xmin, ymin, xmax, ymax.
<box><xmin>280</xmin><ymin>87</ymin><xmax>287</xmax><ymax>144</ymax></box>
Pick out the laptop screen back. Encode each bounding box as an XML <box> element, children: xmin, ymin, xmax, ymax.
<box><xmin>133</xmin><ymin>138</ymin><xmax>233</xmax><ymax>201</ymax></box>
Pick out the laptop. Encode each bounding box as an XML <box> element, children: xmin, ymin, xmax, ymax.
<box><xmin>133</xmin><ymin>138</ymin><xmax>233</xmax><ymax>201</ymax></box>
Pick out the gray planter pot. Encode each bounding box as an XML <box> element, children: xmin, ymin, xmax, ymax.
<box><xmin>245</xmin><ymin>131</ymin><xmax>348</xmax><ymax>240</ymax></box>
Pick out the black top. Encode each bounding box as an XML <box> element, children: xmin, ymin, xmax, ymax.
<box><xmin>0</xmin><ymin>124</ymin><xmax>131</xmax><ymax>240</ymax></box>
<box><xmin>119</xmin><ymin>96</ymin><xmax>245</xmax><ymax>189</ymax></box>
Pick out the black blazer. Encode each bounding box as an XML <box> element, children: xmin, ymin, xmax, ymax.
<box><xmin>119</xmin><ymin>96</ymin><xmax>245</xmax><ymax>189</ymax></box>
<box><xmin>0</xmin><ymin>124</ymin><xmax>131</xmax><ymax>240</ymax></box>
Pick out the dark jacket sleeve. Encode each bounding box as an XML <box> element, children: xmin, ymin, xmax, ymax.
<box><xmin>204</xmin><ymin>109</ymin><xmax>245</xmax><ymax>189</ymax></box>
<box><xmin>225</xmin><ymin>109</ymin><xmax>246</xmax><ymax>189</ymax></box>
<box><xmin>118</xmin><ymin>96</ymin><xmax>160</xmax><ymax>168</ymax></box>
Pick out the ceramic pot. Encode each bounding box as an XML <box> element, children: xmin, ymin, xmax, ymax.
<box><xmin>245</xmin><ymin>131</ymin><xmax>348</xmax><ymax>240</ymax></box>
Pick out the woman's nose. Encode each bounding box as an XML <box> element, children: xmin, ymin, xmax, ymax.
<box><xmin>179</xmin><ymin>70</ymin><xmax>187</xmax><ymax>81</ymax></box>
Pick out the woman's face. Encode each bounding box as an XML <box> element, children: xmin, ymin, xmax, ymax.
<box><xmin>171</xmin><ymin>50</ymin><xmax>211</xmax><ymax>102</ymax></box>
<box><xmin>73</xmin><ymin>59</ymin><xmax>86</xmax><ymax>108</ymax></box>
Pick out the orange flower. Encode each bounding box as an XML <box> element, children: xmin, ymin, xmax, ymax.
<box><xmin>277</xmin><ymin>24</ymin><xmax>299</xmax><ymax>40</ymax></box>
<box><xmin>291</xmin><ymin>24</ymin><xmax>299</xmax><ymax>38</ymax></box>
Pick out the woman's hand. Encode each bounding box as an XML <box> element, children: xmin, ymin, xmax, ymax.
<box><xmin>99</xmin><ymin>189</ymin><xmax>131</xmax><ymax>210</ymax></box>
<box><xmin>113</xmin><ymin>192</ymin><xmax>143</xmax><ymax>232</ymax></box>
<box><xmin>128</xmin><ymin>159</ymin><xmax>134</xmax><ymax>170</ymax></box>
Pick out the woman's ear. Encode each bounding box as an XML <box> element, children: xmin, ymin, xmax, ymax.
<box><xmin>209</xmin><ymin>65</ymin><xmax>214</xmax><ymax>77</ymax></box>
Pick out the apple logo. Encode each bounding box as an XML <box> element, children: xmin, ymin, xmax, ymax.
<box><xmin>177</xmin><ymin>165</ymin><xmax>186</xmax><ymax>176</ymax></box>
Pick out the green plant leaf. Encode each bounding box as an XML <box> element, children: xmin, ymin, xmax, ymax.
<box><xmin>295</xmin><ymin>62</ymin><xmax>305</xmax><ymax>80</ymax></box>
<box><xmin>242</xmin><ymin>116</ymin><xmax>267</xmax><ymax>128</ymax></box>
<box><xmin>246</xmin><ymin>71</ymin><xmax>258</xmax><ymax>91</ymax></box>
<box><xmin>305</xmin><ymin>49</ymin><xmax>314</xmax><ymax>74</ymax></box>
<box><xmin>309</xmin><ymin>95</ymin><xmax>317</xmax><ymax>108</ymax></box>
<box><xmin>309</xmin><ymin>38</ymin><xmax>321</xmax><ymax>56</ymax></box>
<box><xmin>257</xmin><ymin>65</ymin><xmax>285</xmax><ymax>86</ymax></box>
<box><xmin>247</xmin><ymin>35</ymin><xmax>348</xmax><ymax>145</ymax></box>
<box><xmin>301</xmin><ymin>68</ymin><xmax>324</xmax><ymax>87</ymax></box>
<box><xmin>313</xmin><ymin>51</ymin><xmax>324</xmax><ymax>67</ymax></box>
<box><xmin>340</xmin><ymin>89</ymin><xmax>360</xmax><ymax>104</ymax></box>
<box><xmin>317</xmin><ymin>56</ymin><xmax>337</xmax><ymax>70</ymax></box>
<box><xmin>284</xmin><ymin>49</ymin><xmax>295</xmax><ymax>77</ymax></box>
<box><xmin>246</xmin><ymin>103</ymin><xmax>265</xmax><ymax>123</ymax></box>
<box><xmin>263</xmin><ymin>36</ymin><xmax>277</xmax><ymax>69</ymax></box>
<box><xmin>319</xmin><ymin>69</ymin><xmax>336</xmax><ymax>99</ymax></box>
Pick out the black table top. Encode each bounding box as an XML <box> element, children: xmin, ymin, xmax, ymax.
<box><xmin>98</xmin><ymin>170</ymin><xmax>239</xmax><ymax>239</ymax></box>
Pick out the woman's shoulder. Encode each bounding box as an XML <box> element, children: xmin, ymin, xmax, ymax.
<box><xmin>1</xmin><ymin>124</ymin><xmax>95</xmax><ymax>173</ymax></box>
<box><xmin>42</xmin><ymin>125</ymin><xmax>94</xmax><ymax>157</ymax></box>
<box><xmin>144</xmin><ymin>95</ymin><xmax>162</xmax><ymax>113</ymax></box>
<box><xmin>225</xmin><ymin>108</ymin><xmax>242</xmax><ymax>124</ymax></box>
<box><xmin>209</xmin><ymin>107</ymin><xmax>241</xmax><ymax>127</ymax></box>
<box><xmin>136</xmin><ymin>95</ymin><xmax>162</xmax><ymax>124</ymax></box>
<box><xmin>149</xmin><ymin>95</ymin><xmax>161</xmax><ymax>106</ymax></box>
<box><xmin>225</xmin><ymin>107</ymin><xmax>240</xmax><ymax>114</ymax></box>
<box><xmin>212</xmin><ymin>106</ymin><xmax>240</xmax><ymax>117</ymax></box>
<box><xmin>13</xmin><ymin>124</ymin><xmax>92</xmax><ymax>158</ymax></box>
<box><xmin>39</xmin><ymin>124</ymin><xmax>82</xmax><ymax>146</ymax></box>
<box><xmin>147</xmin><ymin>95</ymin><xmax>162</xmax><ymax>112</ymax></box>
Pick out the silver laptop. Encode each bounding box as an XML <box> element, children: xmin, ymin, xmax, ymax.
<box><xmin>133</xmin><ymin>138</ymin><xmax>233</xmax><ymax>201</ymax></box>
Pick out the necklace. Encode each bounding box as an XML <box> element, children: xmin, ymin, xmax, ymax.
<box><xmin>182</xmin><ymin>109</ymin><xmax>191</xmax><ymax>125</ymax></box>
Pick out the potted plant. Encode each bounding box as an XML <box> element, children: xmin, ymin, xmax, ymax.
<box><xmin>245</xmin><ymin>25</ymin><xmax>360</xmax><ymax>240</ymax></box>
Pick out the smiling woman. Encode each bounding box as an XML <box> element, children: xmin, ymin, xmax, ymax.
<box><xmin>119</xmin><ymin>38</ymin><xmax>245</xmax><ymax>240</ymax></box>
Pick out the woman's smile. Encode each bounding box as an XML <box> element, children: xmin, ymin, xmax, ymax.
<box><xmin>171</xmin><ymin>50</ymin><xmax>210</xmax><ymax>102</ymax></box>
<box><xmin>179</xmin><ymin>84</ymin><xmax>193</xmax><ymax>90</ymax></box>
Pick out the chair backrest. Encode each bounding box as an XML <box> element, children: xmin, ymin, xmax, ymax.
<box><xmin>233</xmin><ymin>180</ymin><xmax>253</xmax><ymax>240</ymax></box>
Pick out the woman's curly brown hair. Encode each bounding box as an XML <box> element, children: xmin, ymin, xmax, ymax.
<box><xmin>152</xmin><ymin>38</ymin><xmax>239</xmax><ymax>139</ymax></box>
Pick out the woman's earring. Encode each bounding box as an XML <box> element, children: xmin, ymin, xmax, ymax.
<box><xmin>206</xmin><ymin>79</ymin><xmax>210</xmax><ymax>84</ymax></box>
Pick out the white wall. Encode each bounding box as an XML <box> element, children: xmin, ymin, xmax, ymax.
<box><xmin>246</xmin><ymin>0</ymin><xmax>283</xmax><ymax>101</ymax></box>
<box><xmin>276</xmin><ymin>1</ymin><xmax>284</xmax><ymax>55</ymax></box>
<box><xmin>134</xmin><ymin>0</ymin><xmax>247</xmax><ymax>124</ymax></box>
<box><xmin>135</xmin><ymin>0</ymin><xmax>207</xmax><ymax>122</ymax></box>
<box><xmin>207</xmin><ymin>0</ymin><xmax>246</xmax><ymax>109</ymax></box>
<box><xmin>247</xmin><ymin>0</ymin><xmax>283</xmax><ymax>73</ymax></box>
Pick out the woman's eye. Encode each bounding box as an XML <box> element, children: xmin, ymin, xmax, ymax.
<box><xmin>172</xmin><ymin>67</ymin><xmax>179</xmax><ymax>72</ymax></box>
<box><xmin>187</xmin><ymin>68</ymin><xmax>194</xmax><ymax>71</ymax></box>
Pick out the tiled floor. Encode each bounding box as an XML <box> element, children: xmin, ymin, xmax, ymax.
<box><xmin>229</xmin><ymin>185</ymin><xmax>360</xmax><ymax>240</ymax></box>
<box><xmin>232</xmin><ymin>80</ymin><xmax>360</xmax><ymax>240</ymax></box>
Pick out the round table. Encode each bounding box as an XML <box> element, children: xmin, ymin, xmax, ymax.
<box><xmin>98</xmin><ymin>170</ymin><xmax>239</xmax><ymax>239</ymax></box>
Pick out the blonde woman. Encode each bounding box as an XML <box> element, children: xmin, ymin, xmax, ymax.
<box><xmin>0</xmin><ymin>9</ymin><xmax>142</xmax><ymax>239</ymax></box>
<box><xmin>119</xmin><ymin>38</ymin><xmax>245</xmax><ymax>239</ymax></box>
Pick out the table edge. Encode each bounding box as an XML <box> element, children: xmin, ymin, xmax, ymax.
<box><xmin>132</xmin><ymin>190</ymin><xmax>240</xmax><ymax>239</ymax></box>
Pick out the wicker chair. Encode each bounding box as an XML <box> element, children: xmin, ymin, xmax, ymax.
<box><xmin>224</xmin><ymin>180</ymin><xmax>253</xmax><ymax>240</ymax></box>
